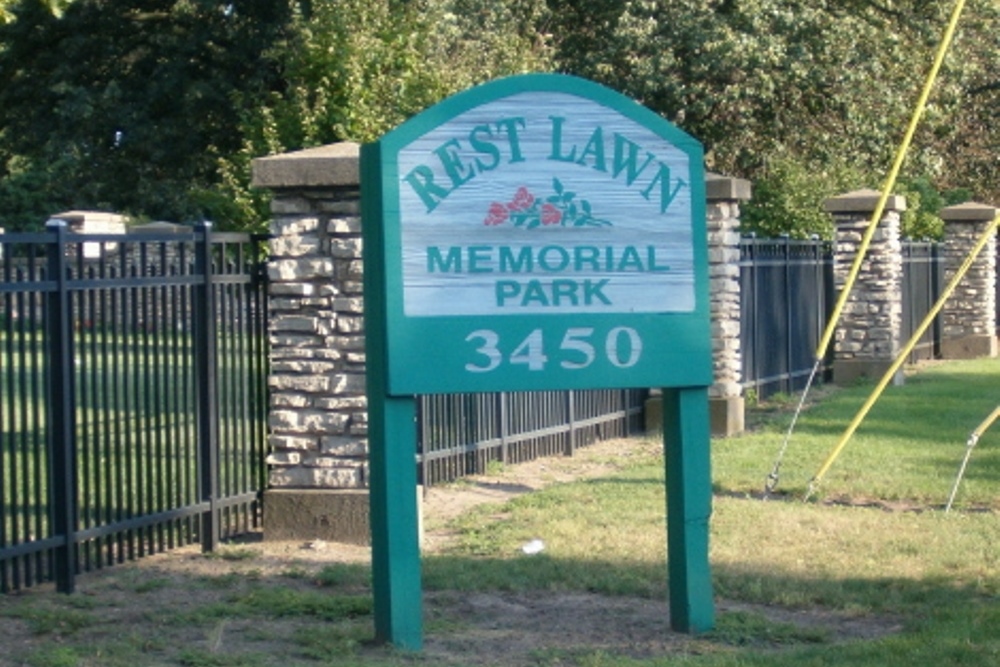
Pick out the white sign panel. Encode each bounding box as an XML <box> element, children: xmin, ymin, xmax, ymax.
<box><xmin>396</xmin><ymin>92</ymin><xmax>694</xmax><ymax>317</ymax></box>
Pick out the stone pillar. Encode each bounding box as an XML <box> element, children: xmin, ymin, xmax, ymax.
<box><xmin>824</xmin><ymin>189</ymin><xmax>906</xmax><ymax>386</ymax></box>
<box><xmin>938</xmin><ymin>202</ymin><xmax>998</xmax><ymax>359</ymax></box>
<box><xmin>251</xmin><ymin>143</ymin><xmax>371</xmax><ymax>544</ymax></box>
<box><xmin>646</xmin><ymin>173</ymin><xmax>751</xmax><ymax>437</ymax></box>
<box><xmin>706</xmin><ymin>174</ymin><xmax>751</xmax><ymax>435</ymax></box>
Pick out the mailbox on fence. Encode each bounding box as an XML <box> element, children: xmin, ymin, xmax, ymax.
<box><xmin>362</xmin><ymin>73</ymin><xmax>714</xmax><ymax>649</ymax></box>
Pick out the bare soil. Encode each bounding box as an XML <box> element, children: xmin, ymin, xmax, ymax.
<box><xmin>0</xmin><ymin>438</ymin><xmax>903</xmax><ymax>666</ymax></box>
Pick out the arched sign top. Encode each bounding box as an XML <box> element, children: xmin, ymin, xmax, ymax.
<box><xmin>362</xmin><ymin>73</ymin><xmax>711</xmax><ymax>395</ymax></box>
<box><xmin>382</xmin><ymin>73</ymin><xmax>702</xmax><ymax>153</ymax></box>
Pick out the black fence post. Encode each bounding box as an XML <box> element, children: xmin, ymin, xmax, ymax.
<box><xmin>565</xmin><ymin>390</ymin><xmax>577</xmax><ymax>456</ymax></box>
<box><xmin>932</xmin><ymin>243</ymin><xmax>942</xmax><ymax>358</ymax></box>
<box><xmin>499</xmin><ymin>393</ymin><xmax>509</xmax><ymax>465</ymax></box>
<box><xmin>194</xmin><ymin>222</ymin><xmax>220</xmax><ymax>551</ymax></box>
<box><xmin>45</xmin><ymin>220</ymin><xmax>78</xmax><ymax>593</ymax></box>
<box><xmin>782</xmin><ymin>235</ymin><xmax>793</xmax><ymax>395</ymax></box>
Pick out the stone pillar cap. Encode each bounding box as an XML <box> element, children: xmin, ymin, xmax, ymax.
<box><xmin>130</xmin><ymin>221</ymin><xmax>190</xmax><ymax>233</ymax></box>
<box><xmin>706</xmin><ymin>173</ymin><xmax>751</xmax><ymax>201</ymax></box>
<box><xmin>824</xmin><ymin>189</ymin><xmax>906</xmax><ymax>213</ymax></box>
<box><xmin>252</xmin><ymin>142</ymin><xmax>360</xmax><ymax>189</ymax></box>
<box><xmin>938</xmin><ymin>201</ymin><xmax>997</xmax><ymax>223</ymax></box>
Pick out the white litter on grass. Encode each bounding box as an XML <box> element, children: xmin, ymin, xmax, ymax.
<box><xmin>520</xmin><ymin>539</ymin><xmax>545</xmax><ymax>555</ymax></box>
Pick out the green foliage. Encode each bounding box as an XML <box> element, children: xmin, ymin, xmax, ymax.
<box><xmin>548</xmin><ymin>1</ymin><xmax>938</xmax><ymax>173</ymax></box>
<box><xmin>896</xmin><ymin>176</ymin><xmax>971</xmax><ymax>240</ymax></box>
<box><xmin>212</xmin><ymin>0</ymin><xmax>552</xmax><ymax>231</ymax></box>
<box><xmin>0</xmin><ymin>154</ymin><xmax>80</xmax><ymax>230</ymax></box>
<box><xmin>548</xmin><ymin>0</ymin><xmax>1000</xmax><ymax>237</ymax></box>
<box><xmin>742</xmin><ymin>163</ymin><xmax>975</xmax><ymax>240</ymax></box>
<box><xmin>0</xmin><ymin>0</ymin><xmax>290</xmax><ymax>229</ymax></box>
<box><xmin>5</xmin><ymin>0</ymin><xmax>1000</xmax><ymax>236</ymax></box>
<box><xmin>0</xmin><ymin>0</ymin><xmax>69</xmax><ymax>24</ymax></box>
<box><xmin>742</xmin><ymin>155</ymin><xmax>866</xmax><ymax>239</ymax></box>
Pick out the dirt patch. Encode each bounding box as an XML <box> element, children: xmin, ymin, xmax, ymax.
<box><xmin>0</xmin><ymin>437</ymin><xmax>904</xmax><ymax>666</ymax></box>
<box><xmin>418</xmin><ymin>593</ymin><xmax>902</xmax><ymax>666</ymax></box>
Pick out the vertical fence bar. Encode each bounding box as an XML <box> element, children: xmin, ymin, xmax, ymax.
<box><xmin>932</xmin><ymin>243</ymin><xmax>943</xmax><ymax>357</ymax></box>
<box><xmin>179</xmin><ymin>242</ymin><xmax>197</xmax><ymax>541</ymax></box>
<box><xmin>565</xmin><ymin>390</ymin><xmax>577</xmax><ymax>456</ymax></box>
<box><xmin>251</xmin><ymin>236</ymin><xmax>269</xmax><ymax>525</ymax></box>
<box><xmin>499</xmin><ymin>393</ymin><xmax>509</xmax><ymax>465</ymax></box>
<box><xmin>194</xmin><ymin>223</ymin><xmax>219</xmax><ymax>552</ymax></box>
<box><xmin>782</xmin><ymin>236</ymin><xmax>793</xmax><ymax>394</ymax></box>
<box><xmin>44</xmin><ymin>220</ymin><xmax>78</xmax><ymax>593</ymax></box>
<box><xmin>1</xmin><ymin>256</ymin><xmax>8</xmax><ymax>591</ymax></box>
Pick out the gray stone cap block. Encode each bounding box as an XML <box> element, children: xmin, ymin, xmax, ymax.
<box><xmin>706</xmin><ymin>173</ymin><xmax>752</xmax><ymax>202</ymax></box>
<box><xmin>824</xmin><ymin>189</ymin><xmax>906</xmax><ymax>214</ymax></box>
<box><xmin>130</xmin><ymin>221</ymin><xmax>190</xmax><ymax>233</ymax></box>
<box><xmin>939</xmin><ymin>201</ymin><xmax>998</xmax><ymax>223</ymax></box>
<box><xmin>252</xmin><ymin>142</ymin><xmax>360</xmax><ymax>189</ymax></box>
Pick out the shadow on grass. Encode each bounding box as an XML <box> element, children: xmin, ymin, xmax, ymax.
<box><xmin>1</xmin><ymin>543</ymin><xmax>998</xmax><ymax>666</ymax></box>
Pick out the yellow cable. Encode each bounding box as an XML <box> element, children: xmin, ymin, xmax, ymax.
<box><xmin>814</xmin><ymin>0</ymin><xmax>968</xmax><ymax>361</ymax></box>
<box><xmin>971</xmin><ymin>406</ymin><xmax>1000</xmax><ymax>441</ymax></box>
<box><xmin>807</xmin><ymin>215</ymin><xmax>999</xmax><ymax>496</ymax></box>
<box><xmin>767</xmin><ymin>0</ymin><xmax>969</xmax><ymax>493</ymax></box>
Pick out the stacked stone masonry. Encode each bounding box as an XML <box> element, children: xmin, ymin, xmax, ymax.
<box><xmin>938</xmin><ymin>202</ymin><xmax>998</xmax><ymax>359</ymax></box>
<box><xmin>825</xmin><ymin>190</ymin><xmax>905</xmax><ymax>365</ymax></box>
<box><xmin>705</xmin><ymin>175</ymin><xmax>750</xmax><ymax>402</ymax></box>
<box><xmin>703</xmin><ymin>174</ymin><xmax>751</xmax><ymax>436</ymax></box>
<box><xmin>265</xmin><ymin>187</ymin><xmax>369</xmax><ymax>489</ymax></box>
<box><xmin>941</xmin><ymin>226</ymin><xmax>996</xmax><ymax>336</ymax></box>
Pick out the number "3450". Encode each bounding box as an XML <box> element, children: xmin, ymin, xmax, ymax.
<box><xmin>465</xmin><ymin>327</ymin><xmax>642</xmax><ymax>373</ymax></box>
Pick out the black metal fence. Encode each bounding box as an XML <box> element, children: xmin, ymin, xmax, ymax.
<box><xmin>740</xmin><ymin>236</ymin><xmax>944</xmax><ymax>399</ymax></box>
<box><xmin>0</xmin><ymin>222</ymin><xmax>268</xmax><ymax>593</ymax></box>
<box><xmin>901</xmin><ymin>242</ymin><xmax>942</xmax><ymax>363</ymax></box>
<box><xmin>417</xmin><ymin>389</ymin><xmax>647</xmax><ymax>486</ymax></box>
<box><xmin>740</xmin><ymin>236</ymin><xmax>834</xmax><ymax>398</ymax></box>
<box><xmin>0</xmin><ymin>220</ymin><xmax>957</xmax><ymax>589</ymax></box>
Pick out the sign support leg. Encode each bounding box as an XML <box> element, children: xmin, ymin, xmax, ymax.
<box><xmin>368</xmin><ymin>394</ymin><xmax>422</xmax><ymax>650</ymax></box>
<box><xmin>663</xmin><ymin>386</ymin><xmax>715</xmax><ymax>633</ymax></box>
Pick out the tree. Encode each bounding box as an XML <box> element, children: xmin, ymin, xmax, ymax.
<box><xmin>0</xmin><ymin>0</ymin><xmax>289</xmax><ymax>229</ymax></box>
<box><xmin>0</xmin><ymin>0</ymin><xmax>69</xmax><ymax>23</ymax></box>
<box><xmin>0</xmin><ymin>0</ymin><xmax>551</xmax><ymax>230</ymax></box>
<box><xmin>209</xmin><ymin>0</ymin><xmax>552</xmax><ymax>230</ymax></box>
<box><xmin>545</xmin><ymin>0</ymin><xmax>991</xmax><ymax>237</ymax></box>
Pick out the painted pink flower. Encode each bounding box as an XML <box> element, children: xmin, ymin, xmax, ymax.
<box><xmin>484</xmin><ymin>202</ymin><xmax>508</xmax><ymax>226</ymax></box>
<box><xmin>507</xmin><ymin>186</ymin><xmax>535</xmax><ymax>211</ymax></box>
<box><xmin>541</xmin><ymin>203</ymin><xmax>562</xmax><ymax>225</ymax></box>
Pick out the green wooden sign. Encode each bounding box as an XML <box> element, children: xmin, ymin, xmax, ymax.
<box><xmin>362</xmin><ymin>74</ymin><xmax>714</xmax><ymax>651</ymax></box>
<box><xmin>363</xmin><ymin>74</ymin><xmax>710</xmax><ymax>395</ymax></box>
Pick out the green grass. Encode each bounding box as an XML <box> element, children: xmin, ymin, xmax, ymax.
<box><xmin>1</xmin><ymin>326</ymin><xmax>266</xmax><ymax>549</ymax></box>
<box><xmin>0</xmin><ymin>357</ymin><xmax>997</xmax><ymax>666</ymax></box>
<box><xmin>716</xmin><ymin>358</ymin><xmax>1000</xmax><ymax>506</ymax></box>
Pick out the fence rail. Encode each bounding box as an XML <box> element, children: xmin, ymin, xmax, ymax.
<box><xmin>0</xmin><ymin>223</ymin><xmax>268</xmax><ymax>593</ymax></box>
<box><xmin>417</xmin><ymin>389</ymin><xmax>646</xmax><ymax>486</ymax></box>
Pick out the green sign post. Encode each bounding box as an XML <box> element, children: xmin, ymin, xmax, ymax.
<box><xmin>362</xmin><ymin>74</ymin><xmax>714</xmax><ymax>649</ymax></box>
